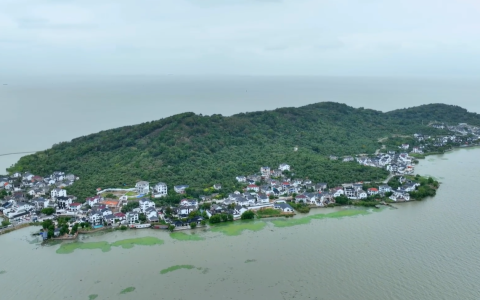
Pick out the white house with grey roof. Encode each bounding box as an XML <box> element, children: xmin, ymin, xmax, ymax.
<box><xmin>135</xmin><ymin>181</ymin><xmax>150</xmax><ymax>194</ymax></box>
<box><xmin>153</xmin><ymin>182</ymin><xmax>168</xmax><ymax>198</ymax></box>
<box><xmin>139</xmin><ymin>199</ymin><xmax>155</xmax><ymax>213</ymax></box>
<box><xmin>174</xmin><ymin>185</ymin><xmax>189</xmax><ymax>194</ymax></box>
<box><xmin>50</xmin><ymin>188</ymin><xmax>67</xmax><ymax>199</ymax></box>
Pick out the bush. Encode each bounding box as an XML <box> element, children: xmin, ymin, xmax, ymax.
<box><xmin>241</xmin><ymin>210</ymin><xmax>255</xmax><ymax>220</ymax></box>
<box><xmin>168</xmin><ymin>225</ymin><xmax>175</xmax><ymax>232</ymax></box>
<box><xmin>190</xmin><ymin>222</ymin><xmax>197</xmax><ymax>229</ymax></box>
<box><xmin>41</xmin><ymin>208</ymin><xmax>56</xmax><ymax>215</ymax></box>
<box><xmin>209</xmin><ymin>214</ymin><xmax>222</xmax><ymax>224</ymax></box>
<box><xmin>120</xmin><ymin>225</ymin><xmax>127</xmax><ymax>231</ymax></box>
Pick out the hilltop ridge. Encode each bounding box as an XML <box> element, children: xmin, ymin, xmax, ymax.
<box><xmin>8</xmin><ymin>102</ymin><xmax>480</xmax><ymax>200</ymax></box>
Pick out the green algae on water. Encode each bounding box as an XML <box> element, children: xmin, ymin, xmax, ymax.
<box><xmin>0</xmin><ymin>270</ymin><xmax>6</xmax><ymax>275</ymax></box>
<box><xmin>210</xmin><ymin>221</ymin><xmax>266</xmax><ymax>236</ymax></box>
<box><xmin>120</xmin><ymin>287</ymin><xmax>135</xmax><ymax>294</ymax></box>
<box><xmin>170</xmin><ymin>232</ymin><xmax>205</xmax><ymax>241</ymax></box>
<box><xmin>56</xmin><ymin>237</ymin><xmax>164</xmax><ymax>254</ymax></box>
<box><xmin>88</xmin><ymin>294</ymin><xmax>98</xmax><ymax>300</ymax></box>
<box><xmin>56</xmin><ymin>241</ymin><xmax>111</xmax><ymax>254</ymax></box>
<box><xmin>271</xmin><ymin>209</ymin><xmax>373</xmax><ymax>228</ymax></box>
<box><xmin>160</xmin><ymin>265</ymin><xmax>196</xmax><ymax>274</ymax></box>
<box><xmin>245</xmin><ymin>259</ymin><xmax>256</xmax><ymax>263</ymax></box>
<box><xmin>111</xmin><ymin>237</ymin><xmax>164</xmax><ymax>249</ymax></box>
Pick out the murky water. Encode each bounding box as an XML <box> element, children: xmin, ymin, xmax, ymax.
<box><xmin>1</xmin><ymin>148</ymin><xmax>479</xmax><ymax>300</ymax></box>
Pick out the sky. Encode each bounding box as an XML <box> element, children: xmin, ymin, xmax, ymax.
<box><xmin>1</xmin><ymin>0</ymin><xmax>480</xmax><ymax>76</ymax></box>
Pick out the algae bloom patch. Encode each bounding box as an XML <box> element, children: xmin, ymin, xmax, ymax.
<box><xmin>111</xmin><ymin>237</ymin><xmax>164</xmax><ymax>249</ymax></box>
<box><xmin>88</xmin><ymin>294</ymin><xmax>98</xmax><ymax>300</ymax></box>
<box><xmin>210</xmin><ymin>221</ymin><xmax>266</xmax><ymax>236</ymax></box>
<box><xmin>120</xmin><ymin>287</ymin><xmax>135</xmax><ymax>294</ymax></box>
<box><xmin>160</xmin><ymin>265</ymin><xmax>196</xmax><ymax>274</ymax></box>
<box><xmin>271</xmin><ymin>209</ymin><xmax>373</xmax><ymax>228</ymax></box>
<box><xmin>56</xmin><ymin>237</ymin><xmax>164</xmax><ymax>254</ymax></box>
<box><xmin>56</xmin><ymin>241</ymin><xmax>111</xmax><ymax>254</ymax></box>
<box><xmin>170</xmin><ymin>232</ymin><xmax>205</xmax><ymax>241</ymax></box>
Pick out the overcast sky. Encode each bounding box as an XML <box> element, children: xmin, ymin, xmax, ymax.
<box><xmin>1</xmin><ymin>0</ymin><xmax>479</xmax><ymax>76</ymax></box>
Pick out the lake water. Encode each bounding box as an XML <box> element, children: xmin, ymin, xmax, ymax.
<box><xmin>1</xmin><ymin>147</ymin><xmax>479</xmax><ymax>300</ymax></box>
<box><xmin>1</xmin><ymin>75</ymin><xmax>480</xmax><ymax>173</ymax></box>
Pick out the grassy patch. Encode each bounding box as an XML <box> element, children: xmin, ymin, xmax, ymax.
<box><xmin>210</xmin><ymin>220</ymin><xmax>266</xmax><ymax>236</ymax></box>
<box><xmin>111</xmin><ymin>237</ymin><xmax>164</xmax><ymax>249</ymax></box>
<box><xmin>56</xmin><ymin>241</ymin><xmax>111</xmax><ymax>254</ymax></box>
<box><xmin>88</xmin><ymin>295</ymin><xmax>98</xmax><ymax>300</ymax></box>
<box><xmin>256</xmin><ymin>208</ymin><xmax>283</xmax><ymax>217</ymax></box>
<box><xmin>160</xmin><ymin>265</ymin><xmax>196</xmax><ymax>275</ymax></box>
<box><xmin>56</xmin><ymin>237</ymin><xmax>164</xmax><ymax>254</ymax></box>
<box><xmin>120</xmin><ymin>287</ymin><xmax>135</xmax><ymax>294</ymax></box>
<box><xmin>271</xmin><ymin>209</ymin><xmax>373</xmax><ymax>228</ymax></box>
<box><xmin>125</xmin><ymin>191</ymin><xmax>137</xmax><ymax>196</ymax></box>
<box><xmin>170</xmin><ymin>232</ymin><xmax>205</xmax><ymax>241</ymax></box>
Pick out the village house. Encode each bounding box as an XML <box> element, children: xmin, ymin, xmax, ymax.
<box><xmin>50</xmin><ymin>188</ymin><xmax>67</xmax><ymax>199</ymax></box>
<box><xmin>367</xmin><ymin>188</ymin><xmax>379</xmax><ymax>196</ymax></box>
<box><xmin>86</xmin><ymin>195</ymin><xmax>103</xmax><ymax>207</ymax></box>
<box><xmin>135</xmin><ymin>181</ymin><xmax>150</xmax><ymax>195</ymax></box>
<box><xmin>174</xmin><ymin>185</ymin><xmax>189</xmax><ymax>194</ymax></box>
<box><xmin>260</xmin><ymin>166</ymin><xmax>271</xmax><ymax>179</ymax></box>
<box><xmin>315</xmin><ymin>183</ymin><xmax>328</xmax><ymax>192</ymax></box>
<box><xmin>57</xmin><ymin>196</ymin><xmax>72</xmax><ymax>209</ymax></box>
<box><xmin>213</xmin><ymin>184</ymin><xmax>222</xmax><ymax>190</ymax></box>
<box><xmin>89</xmin><ymin>213</ymin><xmax>103</xmax><ymax>226</ymax></box>
<box><xmin>274</xmin><ymin>201</ymin><xmax>294</xmax><ymax>213</ymax></box>
<box><xmin>247</xmin><ymin>184</ymin><xmax>260</xmax><ymax>192</ymax></box>
<box><xmin>114</xmin><ymin>212</ymin><xmax>126</xmax><ymax>223</ymax></box>
<box><xmin>235</xmin><ymin>176</ymin><xmax>246</xmax><ymax>183</ymax></box>
<box><xmin>180</xmin><ymin>199</ymin><xmax>199</xmax><ymax>208</ymax></box>
<box><xmin>331</xmin><ymin>187</ymin><xmax>344</xmax><ymax>197</ymax></box>
<box><xmin>295</xmin><ymin>194</ymin><xmax>308</xmax><ymax>204</ymax></box>
<box><xmin>69</xmin><ymin>203</ymin><xmax>82</xmax><ymax>212</ymax></box>
<box><xmin>279</xmin><ymin>163</ymin><xmax>290</xmax><ymax>171</ymax></box>
<box><xmin>32</xmin><ymin>197</ymin><xmax>49</xmax><ymax>210</ymax></box>
<box><xmin>145</xmin><ymin>207</ymin><xmax>159</xmax><ymax>222</ymax></box>
<box><xmin>139</xmin><ymin>199</ymin><xmax>156</xmax><ymax>213</ymax></box>
<box><xmin>153</xmin><ymin>182</ymin><xmax>168</xmax><ymax>198</ymax></box>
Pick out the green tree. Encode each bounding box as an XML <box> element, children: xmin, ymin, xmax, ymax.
<box><xmin>168</xmin><ymin>225</ymin><xmax>175</xmax><ymax>232</ymax></box>
<box><xmin>41</xmin><ymin>208</ymin><xmax>56</xmax><ymax>215</ymax></box>
<box><xmin>241</xmin><ymin>210</ymin><xmax>255</xmax><ymax>220</ymax></box>
<box><xmin>209</xmin><ymin>214</ymin><xmax>222</xmax><ymax>224</ymax></box>
<box><xmin>42</xmin><ymin>219</ymin><xmax>53</xmax><ymax>230</ymax></box>
<box><xmin>139</xmin><ymin>213</ymin><xmax>147</xmax><ymax>223</ymax></box>
<box><xmin>335</xmin><ymin>195</ymin><xmax>349</xmax><ymax>205</ymax></box>
<box><xmin>190</xmin><ymin>222</ymin><xmax>197</xmax><ymax>229</ymax></box>
<box><xmin>200</xmin><ymin>220</ymin><xmax>206</xmax><ymax>226</ymax></box>
<box><xmin>1</xmin><ymin>220</ymin><xmax>11</xmax><ymax>227</ymax></box>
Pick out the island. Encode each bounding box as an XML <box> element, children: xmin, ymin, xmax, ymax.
<box><xmin>1</xmin><ymin>102</ymin><xmax>479</xmax><ymax>238</ymax></box>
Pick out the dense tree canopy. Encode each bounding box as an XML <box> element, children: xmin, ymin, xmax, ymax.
<box><xmin>7</xmin><ymin>102</ymin><xmax>480</xmax><ymax>200</ymax></box>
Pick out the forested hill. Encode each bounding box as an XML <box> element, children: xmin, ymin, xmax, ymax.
<box><xmin>9</xmin><ymin>102</ymin><xmax>480</xmax><ymax>200</ymax></box>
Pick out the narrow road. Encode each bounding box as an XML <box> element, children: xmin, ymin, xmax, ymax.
<box><xmin>383</xmin><ymin>173</ymin><xmax>394</xmax><ymax>184</ymax></box>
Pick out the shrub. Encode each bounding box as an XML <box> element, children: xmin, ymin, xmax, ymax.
<box><xmin>241</xmin><ymin>210</ymin><xmax>255</xmax><ymax>220</ymax></box>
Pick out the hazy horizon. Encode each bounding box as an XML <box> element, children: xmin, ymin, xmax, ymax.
<box><xmin>1</xmin><ymin>75</ymin><xmax>480</xmax><ymax>173</ymax></box>
<box><xmin>1</xmin><ymin>0</ymin><xmax>480</xmax><ymax>77</ymax></box>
